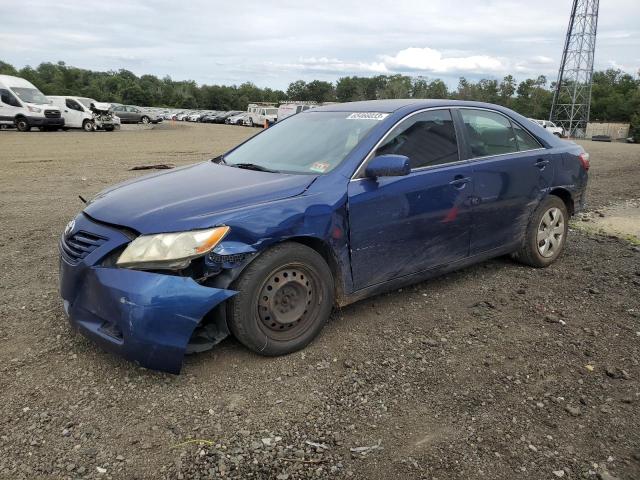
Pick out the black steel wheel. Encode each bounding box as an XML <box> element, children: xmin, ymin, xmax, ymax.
<box><xmin>15</xmin><ymin>117</ymin><xmax>30</xmax><ymax>132</ymax></box>
<box><xmin>227</xmin><ymin>242</ymin><xmax>334</xmax><ymax>356</ymax></box>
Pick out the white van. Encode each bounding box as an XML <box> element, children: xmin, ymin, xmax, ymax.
<box><xmin>277</xmin><ymin>102</ymin><xmax>316</xmax><ymax>122</ymax></box>
<box><xmin>247</xmin><ymin>104</ymin><xmax>278</xmax><ymax>127</ymax></box>
<box><xmin>0</xmin><ymin>74</ymin><xmax>64</xmax><ymax>131</ymax></box>
<box><xmin>47</xmin><ymin>96</ymin><xmax>117</xmax><ymax>131</ymax></box>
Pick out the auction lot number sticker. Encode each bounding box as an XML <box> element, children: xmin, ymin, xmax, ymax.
<box><xmin>346</xmin><ymin>112</ymin><xmax>389</xmax><ymax>120</ymax></box>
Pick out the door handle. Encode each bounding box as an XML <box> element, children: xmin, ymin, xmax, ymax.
<box><xmin>449</xmin><ymin>175</ymin><xmax>471</xmax><ymax>189</ymax></box>
<box><xmin>535</xmin><ymin>159</ymin><xmax>550</xmax><ymax>169</ymax></box>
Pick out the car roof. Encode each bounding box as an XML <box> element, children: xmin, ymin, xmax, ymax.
<box><xmin>313</xmin><ymin>99</ymin><xmax>517</xmax><ymax>114</ymax></box>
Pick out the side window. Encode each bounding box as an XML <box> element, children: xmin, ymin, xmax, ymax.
<box><xmin>66</xmin><ymin>99</ymin><xmax>82</xmax><ymax>111</ymax></box>
<box><xmin>460</xmin><ymin>109</ymin><xmax>517</xmax><ymax>158</ymax></box>
<box><xmin>512</xmin><ymin>123</ymin><xmax>542</xmax><ymax>151</ymax></box>
<box><xmin>375</xmin><ymin>109</ymin><xmax>459</xmax><ymax>169</ymax></box>
<box><xmin>0</xmin><ymin>89</ymin><xmax>21</xmax><ymax>107</ymax></box>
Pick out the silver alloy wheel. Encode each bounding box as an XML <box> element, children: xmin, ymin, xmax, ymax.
<box><xmin>537</xmin><ymin>207</ymin><xmax>565</xmax><ymax>257</ymax></box>
<box><xmin>141</xmin><ymin>116</ymin><xmax>150</xmax><ymax>124</ymax></box>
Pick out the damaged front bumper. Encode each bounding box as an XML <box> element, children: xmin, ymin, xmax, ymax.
<box><xmin>59</xmin><ymin>214</ymin><xmax>237</xmax><ymax>374</ymax></box>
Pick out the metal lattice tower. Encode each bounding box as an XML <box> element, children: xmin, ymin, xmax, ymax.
<box><xmin>550</xmin><ymin>0</ymin><xmax>599</xmax><ymax>138</ymax></box>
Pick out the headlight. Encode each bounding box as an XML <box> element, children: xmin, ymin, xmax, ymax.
<box><xmin>27</xmin><ymin>105</ymin><xmax>42</xmax><ymax>113</ymax></box>
<box><xmin>116</xmin><ymin>226</ymin><xmax>229</xmax><ymax>269</ymax></box>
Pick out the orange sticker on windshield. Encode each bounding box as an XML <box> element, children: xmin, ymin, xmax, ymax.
<box><xmin>310</xmin><ymin>162</ymin><xmax>330</xmax><ymax>173</ymax></box>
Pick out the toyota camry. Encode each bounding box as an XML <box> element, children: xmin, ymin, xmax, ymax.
<box><xmin>59</xmin><ymin>100</ymin><xmax>589</xmax><ymax>373</ymax></box>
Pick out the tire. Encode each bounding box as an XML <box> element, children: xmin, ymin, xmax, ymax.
<box><xmin>82</xmin><ymin>120</ymin><xmax>94</xmax><ymax>132</ymax></box>
<box><xmin>15</xmin><ymin>117</ymin><xmax>30</xmax><ymax>132</ymax></box>
<box><xmin>141</xmin><ymin>116</ymin><xmax>150</xmax><ymax>124</ymax></box>
<box><xmin>513</xmin><ymin>195</ymin><xmax>569</xmax><ymax>268</ymax></box>
<box><xmin>227</xmin><ymin>242</ymin><xmax>334</xmax><ymax>356</ymax></box>
<box><xmin>249</xmin><ymin>118</ymin><xmax>254</xmax><ymax>127</ymax></box>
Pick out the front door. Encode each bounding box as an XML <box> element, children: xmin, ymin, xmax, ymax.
<box><xmin>0</xmin><ymin>88</ymin><xmax>21</xmax><ymax>124</ymax></box>
<box><xmin>347</xmin><ymin>109</ymin><xmax>473</xmax><ymax>290</ymax></box>
<box><xmin>456</xmin><ymin>108</ymin><xmax>555</xmax><ymax>254</ymax></box>
<box><xmin>65</xmin><ymin>98</ymin><xmax>85</xmax><ymax>128</ymax></box>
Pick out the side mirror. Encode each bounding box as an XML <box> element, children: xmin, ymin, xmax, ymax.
<box><xmin>365</xmin><ymin>154</ymin><xmax>411</xmax><ymax>178</ymax></box>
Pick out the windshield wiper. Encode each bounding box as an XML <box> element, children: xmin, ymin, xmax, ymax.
<box><xmin>229</xmin><ymin>162</ymin><xmax>278</xmax><ymax>173</ymax></box>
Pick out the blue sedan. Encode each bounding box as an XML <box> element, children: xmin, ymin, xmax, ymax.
<box><xmin>59</xmin><ymin>100</ymin><xmax>589</xmax><ymax>373</ymax></box>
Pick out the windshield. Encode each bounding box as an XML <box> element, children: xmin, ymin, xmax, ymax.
<box><xmin>77</xmin><ymin>97</ymin><xmax>96</xmax><ymax>108</ymax></box>
<box><xmin>12</xmin><ymin>87</ymin><xmax>49</xmax><ymax>105</ymax></box>
<box><xmin>223</xmin><ymin>111</ymin><xmax>382</xmax><ymax>174</ymax></box>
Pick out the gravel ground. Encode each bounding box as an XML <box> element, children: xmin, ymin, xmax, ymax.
<box><xmin>0</xmin><ymin>124</ymin><xmax>639</xmax><ymax>480</ymax></box>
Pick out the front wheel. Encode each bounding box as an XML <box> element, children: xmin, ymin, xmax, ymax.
<box><xmin>227</xmin><ymin>243</ymin><xmax>334</xmax><ymax>356</ymax></box>
<box><xmin>15</xmin><ymin>118</ymin><xmax>30</xmax><ymax>132</ymax></box>
<box><xmin>141</xmin><ymin>116</ymin><xmax>150</xmax><ymax>124</ymax></box>
<box><xmin>82</xmin><ymin>120</ymin><xmax>95</xmax><ymax>132</ymax></box>
<box><xmin>513</xmin><ymin>196</ymin><xmax>569</xmax><ymax>268</ymax></box>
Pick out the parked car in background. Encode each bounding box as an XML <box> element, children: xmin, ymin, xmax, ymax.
<box><xmin>277</xmin><ymin>102</ymin><xmax>316</xmax><ymax>121</ymax></box>
<box><xmin>59</xmin><ymin>99</ymin><xmax>589</xmax><ymax>374</ymax></box>
<box><xmin>226</xmin><ymin>112</ymin><xmax>249</xmax><ymax>125</ymax></box>
<box><xmin>48</xmin><ymin>96</ymin><xmax>116</xmax><ymax>131</ymax></box>
<box><xmin>529</xmin><ymin>119</ymin><xmax>565</xmax><ymax>137</ymax></box>
<box><xmin>200</xmin><ymin>112</ymin><xmax>222</xmax><ymax>123</ymax></box>
<box><xmin>111</xmin><ymin>104</ymin><xmax>162</xmax><ymax>124</ymax></box>
<box><xmin>213</xmin><ymin>111</ymin><xmax>243</xmax><ymax>123</ymax></box>
<box><xmin>0</xmin><ymin>74</ymin><xmax>64</xmax><ymax>131</ymax></box>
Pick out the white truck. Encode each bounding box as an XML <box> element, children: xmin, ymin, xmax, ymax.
<box><xmin>529</xmin><ymin>118</ymin><xmax>565</xmax><ymax>137</ymax></box>
<box><xmin>277</xmin><ymin>102</ymin><xmax>317</xmax><ymax>122</ymax></box>
<box><xmin>247</xmin><ymin>103</ymin><xmax>278</xmax><ymax>127</ymax></box>
<box><xmin>47</xmin><ymin>96</ymin><xmax>117</xmax><ymax>131</ymax></box>
<box><xmin>0</xmin><ymin>74</ymin><xmax>64</xmax><ymax>131</ymax></box>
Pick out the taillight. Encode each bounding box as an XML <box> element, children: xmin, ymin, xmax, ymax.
<box><xmin>578</xmin><ymin>152</ymin><xmax>590</xmax><ymax>171</ymax></box>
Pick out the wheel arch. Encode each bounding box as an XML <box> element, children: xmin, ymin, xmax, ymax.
<box><xmin>548</xmin><ymin>188</ymin><xmax>575</xmax><ymax>216</ymax></box>
<box><xmin>284</xmin><ymin>236</ymin><xmax>346</xmax><ymax>304</ymax></box>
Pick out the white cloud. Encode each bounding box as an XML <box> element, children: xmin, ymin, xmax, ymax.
<box><xmin>381</xmin><ymin>47</ymin><xmax>504</xmax><ymax>73</ymax></box>
<box><xmin>0</xmin><ymin>0</ymin><xmax>638</xmax><ymax>89</ymax></box>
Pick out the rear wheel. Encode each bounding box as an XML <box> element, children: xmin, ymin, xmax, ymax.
<box><xmin>514</xmin><ymin>195</ymin><xmax>569</xmax><ymax>268</ymax></box>
<box><xmin>227</xmin><ymin>243</ymin><xmax>334</xmax><ymax>356</ymax></box>
<box><xmin>15</xmin><ymin>117</ymin><xmax>30</xmax><ymax>132</ymax></box>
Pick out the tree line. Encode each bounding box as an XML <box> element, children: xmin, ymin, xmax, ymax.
<box><xmin>1</xmin><ymin>60</ymin><xmax>638</xmax><ymax>136</ymax></box>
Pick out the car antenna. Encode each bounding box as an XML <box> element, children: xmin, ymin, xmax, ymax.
<box><xmin>78</xmin><ymin>195</ymin><xmax>87</xmax><ymax>204</ymax></box>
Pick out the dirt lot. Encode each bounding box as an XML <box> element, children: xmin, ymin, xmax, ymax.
<box><xmin>0</xmin><ymin>123</ymin><xmax>639</xmax><ymax>480</ymax></box>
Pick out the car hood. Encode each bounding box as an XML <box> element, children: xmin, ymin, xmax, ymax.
<box><xmin>29</xmin><ymin>102</ymin><xmax>58</xmax><ymax>111</ymax></box>
<box><xmin>84</xmin><ymin>162</ymin><xmax>317</xmax><ymax>234</ymax></box>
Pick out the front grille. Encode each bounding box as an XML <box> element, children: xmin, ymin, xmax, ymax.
<box><xmin>60</xmin><ymin>231</ymin><xmax>107</xmax><ymax>263</ymax></box>
<box><xmin>44</xmin><ymin>110</ymin><xmax>61</xmax><ymax>119</ymax></box>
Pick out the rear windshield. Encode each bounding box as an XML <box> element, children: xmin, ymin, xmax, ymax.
<box><xmin>224</xmin><ymin>111</ymin><xmax>382</xmax><ymax>174</ymax></box>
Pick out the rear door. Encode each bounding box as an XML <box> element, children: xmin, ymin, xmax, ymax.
<box><xmin>456</xmin><ymin>108</ymin><xmax>553</xmax><ymax>255</ymax></box>
<box><xmin>347</xmin><ymin>109</ymin><xmax>473</xmax><ymax>290</ymax></box>
<box><xmin>127</xmin><ymin>106</ymin><xmax>142</xmax><ymax>122</ymax></box>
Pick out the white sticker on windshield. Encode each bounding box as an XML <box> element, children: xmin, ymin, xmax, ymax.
<box><xmin>346</xmin><ymin>112</ymin><xmax>389</xmax><ymax>120</ymax></box>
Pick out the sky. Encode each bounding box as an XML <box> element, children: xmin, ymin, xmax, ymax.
<box><xmin>1</xmin><ymin>0</ymin><xmax>638</xmax><ymax>90</ymax></box>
